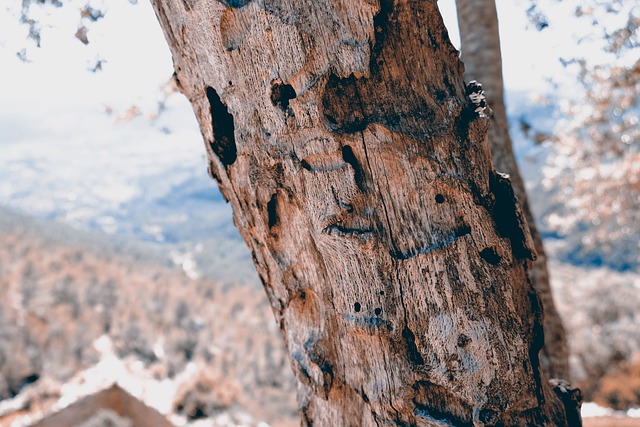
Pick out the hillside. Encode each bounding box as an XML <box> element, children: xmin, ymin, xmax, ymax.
<box><xmin>0</xmin><ymin>207</ymin><xmax>298</xmax><ymax>426</ymax></box>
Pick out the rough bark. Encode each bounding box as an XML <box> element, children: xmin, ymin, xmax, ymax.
<box><xmin>455</xmin><ymin>0</ymin><xmax>571</xmax><ymax>381</ymax></box>
<box><xmin>151</xmin><ymin>0</ymin><xmax>579</xmax><ymax>424</ymax></box>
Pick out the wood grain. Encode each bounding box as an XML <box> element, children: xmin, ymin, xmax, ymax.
<box><xmin>456</xmin><ymin>0</ymin><xmax>571</xmax><ymax>382</ymax></box>
<box><xmin>151</xmin><ymin>0</ymin><xmax>577</xmax><ymax>424</ymax></box>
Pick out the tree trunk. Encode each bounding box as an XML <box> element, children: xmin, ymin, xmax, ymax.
<box><xmin>455</xmin><ymin>0</ymin><xmax>571</xmax><ymax>381</ymax></box>
<box><xmin>151</xmin><ymin>0</ymin><xmax>580</xmax><ymax>424</ymax></box>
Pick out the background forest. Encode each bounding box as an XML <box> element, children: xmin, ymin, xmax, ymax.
<box><xmin>0</xmin><ymin>0</ymin><xmax>638</xmax><ymax>426</ymax></box>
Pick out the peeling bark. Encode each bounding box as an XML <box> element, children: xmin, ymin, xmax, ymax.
<box><xmin>151</xmin><ymin>0</ymin><xmax>578</xmax><ymax>424</ymax></box>
<box><xmin>455</xmin><ymin>0</ymin><xmax>571</xmax><ymax>382</ymax></box>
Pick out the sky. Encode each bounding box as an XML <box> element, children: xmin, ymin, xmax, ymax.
<box><xmin>0</xmin><ymin>0</ymin><xmax>606</xmax><ymax>114</ymax></box>
<box><xmin>0</xmin><ymin>1</ymin><xmax>211</xmax><ymax>236</ymax></box>
<box><xmin>0</xmin><ymin>0</ymin><xmax>560</xmax><ymax>110</ymax></box>
<box><xmin>0</xmin><ymin>0</ymin><xmax>173</xmax><ymax>112</ymax></box>
<box><xmin>1</xmin><ymin>0</ymin><xmax>634</xmax><ymax>115</ymax></box>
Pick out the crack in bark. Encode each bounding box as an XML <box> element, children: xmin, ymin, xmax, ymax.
<box><xmin>370</xmin><ymin>0</ymin><xmax>391</xmax><ymax>60</ymax></box>
<box><xmin>550</xmin><ymin>379</ymin><xmax>583</xmax><ymax>427</ymax></box>
<box><xmin>359</xmin><ymin>132</ymin><xmax>395</xmax><ymax>257</ymax></box>
<box><xmin>527</xmin><ymin>277</ymin><xmax>547</xmax><ymax>407</ymax></box>
<box><xmin>359</xmin><ymin>130</ymin><xmax>408</xmax><ymax>424</ymax></box>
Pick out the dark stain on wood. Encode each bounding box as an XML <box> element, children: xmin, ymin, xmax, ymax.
<box><xmin>402</xmin><ymin>326</ymin><xmax>424</xmax><ymax>366</ymax></box>
<box><xmin>270</xmin><ymin>82</ymin><xmax>297</xmax><ymax>112</ymax></box>
<box><xmin>320</xmin><ymin>1</ymin><xmax>462</xmax><ymax>141</ymax></box>
<box><xmin>412</xmin><ymin>380</ymin><xmax>473</xmax><ymax>427</ymax></box>
<box><xmin>341</xmin><ymin>145</ymin><xmax>367</xmax><ymax>192</ymax></box>
<box><xmin>479</xmin><ymin>407</ymin><xmax>499</xmax><ymax>426</ymax></box>
<box><xmin>390</xmin><ymin>224</ymin><xmax>471</xmax><ymax>260</ymax></box>
<box><xmin>224</xmin><ymin>0</ymin><xmax>253</xmax><ymax>8</ymax></box>
<box><xmin>180</xmin><ymin>0</ymin><xmax>195</xmax><ymax>12</ymax></box>
<box><xmin>480</xmin><ymin>246</ymin><xmax>502</xmax><ymax>266</ymax></box>
<box><xmin>488</xmin><ymin>172</ymin><xmax>535</xmax><ymax>261</ymax></box>
<box><xmin>206</xmin><ymin>86</ymin><xmax>237</xmax><ymax>167</ymax></box>
<box><xmin>267</xmin><ymin>192</ymin><xmax>278</xmax><ymax>229</ymax></box>
<box><xmin>457</xmin><ymin>334</ymin><xmax>471</xmax><ymax>348</ymax></box>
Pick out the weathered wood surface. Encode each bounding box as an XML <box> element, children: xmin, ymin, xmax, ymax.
<box><xmin>455</xmin><ymin>0</ymin><xmax>571</xmax><ymax>381</ymax></box>
<box><xmin>152</xmin><ymin>0</ymin><xmax>577</xmax><ymax>424</ymax></box>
